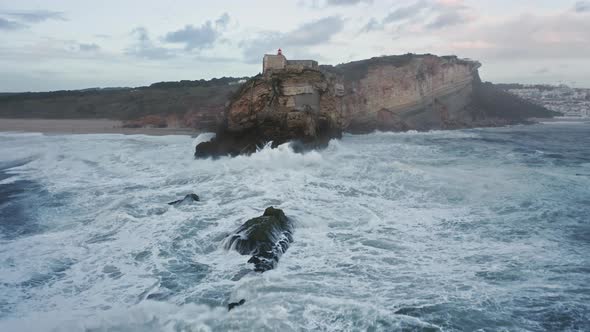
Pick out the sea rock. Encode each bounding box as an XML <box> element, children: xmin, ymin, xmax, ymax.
<box><xmin>195</xmin><ymin>68</ymin><xmax>341</xmax><ymax>158</ymax></box>
<box><xmin>228</xmin><ymin>299</ymin><xmax>246</xmax><ymax>311</ymax></box>
<box><xmin>224</xmin><ymin>207</ymin><xmax>293</xmax><ymax>272</ymax></box>
<box><xmin>168</xmin><ymin>193</ymin><xmax>200</xmax><ymax>206</ymax></box>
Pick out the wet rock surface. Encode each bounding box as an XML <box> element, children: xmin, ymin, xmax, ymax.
<box><xmin>224</xmin><ymin>207</ymin><xmax>293</xmax><ymax>272</ymax></box>
<box><xmin>227</xmin><ymin>299</ymin><xmax>246</xmax><ymax>311</ymax></box>
<box><xmin>168</xmin><ymin>193</ymin><xmax>200</xmax><ymax>206</ymax></box>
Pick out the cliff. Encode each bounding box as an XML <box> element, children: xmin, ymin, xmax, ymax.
<box><xmin>195</xmin><ymin>54</ymin><xmax>556</xmax><ymax>157</ymax></box>
<box><xmin>321</xmin><ymin>54</ymin><xmax>556</xmax><ymax>133</ymax></box>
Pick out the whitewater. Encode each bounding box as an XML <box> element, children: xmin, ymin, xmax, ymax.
<box><xmin>0</xmin><ymin>123</ymin><xmax>589</xmax><ymax>331</ymax></box>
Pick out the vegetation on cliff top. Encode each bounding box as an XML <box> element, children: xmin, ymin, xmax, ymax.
<box><xmin>0</xmin><ymin>77</ymin><xmax>248</xmax><ymax>127</ymax></box>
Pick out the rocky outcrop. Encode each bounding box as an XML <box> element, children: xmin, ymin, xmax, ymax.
<box><xmin>168</xmin><ymin>193</ymin><xmax>200</xmax><ymax>206</ymax></box>
<box><xmin>228</xmin><ymin>299</ymin><xmax>246</xmax><ymax>311</ymax></box>
<box><xmin>195</xmin><ymin>54</ymin><xmax>556</xmax><ymax>157</ymax></box>
<box><xmin>195</xmin><ymin>68</ymin><xmax>342</xmax><ymax>157</ymax></box>
<box><xmin>224</xmin><ymin>207</ymin><xmax>293</xmax><ymax>272</ymax></box>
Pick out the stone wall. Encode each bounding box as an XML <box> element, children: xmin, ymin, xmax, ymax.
<box><xmin>263</xmin><ymin>55</ymin><xmax>286</xmax><ymax>73</ymax></box>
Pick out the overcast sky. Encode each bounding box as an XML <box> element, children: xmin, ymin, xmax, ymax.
<box><xmin>1</xmin><ymin>0</ymin><xmax>589</xmax><ymax>92</ymax></box>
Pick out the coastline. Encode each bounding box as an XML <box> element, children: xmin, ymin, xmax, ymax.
<box><xmin>0</xmin><ymin>118</ymin><xmax>199</xmax><ymax>136</ymax></box>
<box><xmin>531</xmin><ymin>116</ymin><xmax>590</xmax><ymax>122</ymax></box>
<box><xmin>1</xmin><ymin>117</ymin><xmax>580</xmax><ymax>138</ymax></box>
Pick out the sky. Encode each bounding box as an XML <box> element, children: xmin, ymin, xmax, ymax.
<box><xmin>1</xmin><ymin>0</ymin><xmax>589</xmax><ymax>92</ymax></box>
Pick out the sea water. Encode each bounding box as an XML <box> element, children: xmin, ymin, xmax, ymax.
<box><xmin>0</xmin><ymin>123</ymin><xmax>589</xmax><ymax>331</ymax></box>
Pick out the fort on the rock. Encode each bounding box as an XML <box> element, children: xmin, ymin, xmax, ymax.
<box><xmin>262</xmin><ymin>49</ymin><xmax>318</xmax><ymax>74</ymax></box>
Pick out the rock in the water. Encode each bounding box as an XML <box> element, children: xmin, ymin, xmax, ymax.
<box><xmin>228</xmin><ymin>299</ymin><xmax>246</xmax><ymax>311</ymax></box>
<box><xmin>195</xmin><ymin>68</ymin><xmax>342</xmax><ymax>158</ymax></box>
<box><xmin>224</xmin><ymin>207</ymin><xmax>293</xmax><ymax>272</ymax></box>
<box><xmin>168</xmin><ymin>193</ymin><xmax>200</xmax><ymax>206</ymax></box>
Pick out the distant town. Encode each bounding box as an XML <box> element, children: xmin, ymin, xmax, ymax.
<box><xmin>498</xmin><ymin>84</ymin><xmax>590</xmax><ymax>118</ymax></box>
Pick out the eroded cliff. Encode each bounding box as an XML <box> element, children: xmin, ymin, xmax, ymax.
<box><xmin>321</xmin><ymin>54</ymin><xmax>554</xmax><ymax>133</ymax></box>
<box><xmin>195</xmin><ymin>68</ymin><xmax>341</xmax><ymax>157</ymax></box>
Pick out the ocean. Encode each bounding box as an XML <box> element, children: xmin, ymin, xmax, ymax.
<box><xmin>0</xmin><ymin>122</ymin><xmax>589</xmax><ymax>331</ymax></box>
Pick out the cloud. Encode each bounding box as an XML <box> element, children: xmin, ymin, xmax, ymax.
<box><xmin>163</xmin><ymin>13</ymin><xmax>230</xmax><ymax>51</ymax></box>
<box><xmin>361</xmin><ymin>0</ymin><xmax>472</xmax><ymax>34</ymax></box>
<box><xmin>326</xmin><ymin>0</ymin><xmax>371</xmax><ymax>5</ymax></box>
<box><xmin>426</xmin><ymin>10</ymin><xmax>468</xmax><ymax>29</ymax></box>
<box><xmin>215</xmin><ymin>13</ymin><xmax>230</xmax><ymax>27</ymax></box>
<box><xmin>361</xmin><ymin>17</ymin><xmax>381</xmax><ymax>33</ymax></box>
<box><xmin>241</xmin><ymin>16</ymin><xmax>344</xmax><ymax>63</ymax></box>
<box><xmin>440</xmin><ymin>12</ymin><xmax>590</xmax><ymax>61</ymax></box>
<box><xmin>383</xmin><ymin>0</ymin><xmax>429</xmax><ymax>23</ymax></box>
<box><xmin>0</xmin><ymin>17</ymin><xmax>26</xmax><ymax>30</ymax></box>
<box><xmin>127</xmin><ymin>27</ymin><xmax>174</xmax><ymax>60</ymax></box>
<box><xmin>79</xmin><ymin>43</ymin><xmax>100</xmax><ymax>52</ymax></box>
<box><xmin>297</xmin><ymin>0</ymin><xmax>371</xmax><ymax>8</ymax></box>
<box><xmin>0</xmin><ymin>9</ymin><xmax>66</xmax><ymax>31</ymax></box>
<box><xmin>2</xmin><ymin>10</ymin><xmax>66</xmax><ymax>23</ymax></box>
<box><xmin>574</xmin><ymin>1</ymin><xmax>590</xmax><ymax>12</ymax></box>
<box><xmin>284</xmin><ymin>16</ymin><xmax>344</xmax><ymax>45</ymax></box>
<box><xmin>534</xmin><ymin>67</ymin><xmax>550</xmax><ymax>74</ymax></box>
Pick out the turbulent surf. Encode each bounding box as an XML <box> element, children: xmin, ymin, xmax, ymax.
<box><xmin>0</xmin><ymin>122</ymin><xmax>589</xmax><ymax>331</ymax></box>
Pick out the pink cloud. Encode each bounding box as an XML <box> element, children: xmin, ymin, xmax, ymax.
<box><xmin>449</xmin><ymin>40</ymin><xmax>495</xmax><ymax>49</ymax></box>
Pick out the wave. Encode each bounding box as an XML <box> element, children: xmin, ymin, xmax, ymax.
<box><xmin>0</xmin><ymin>131</ymin><xmax>45</xmax><ymax>137</ymax></box>
<box><xmin>192</xmin><ymin>132</ymin><xmax>216</xmax><ymax>146</ymax></box>
<box><xmin>349</xmin><ymin>129</ymin><xmax>481</xmax><ymax>139</ymax></box>
<box><xmin>539</xmin><ymin>120</ymin><xmax>590</xmax><ymax>125</ymax></box>
<box><xmin>0</xmin><ymin>123</ymin><xmax>589</xmax><ymax>330</ymax></box>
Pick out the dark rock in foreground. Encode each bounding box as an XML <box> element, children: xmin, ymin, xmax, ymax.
<box><xmin>228</xmin><ymin>299</ymin><xmax>246</xmax><ymax>311</ymax></box>
<box><xmin>168</xmin><ymin>193</ymin><xmax>200</xmax><ymax>206</ymax></box>
<box><xmin>224</xmin><ymin>207</ymin><xmax>293</xmax><ymax>272</ymax></box>
<box><xmin>194</xmin><ymin>129</ymin><xmax>336</xmax><ymax>158</ymax></box>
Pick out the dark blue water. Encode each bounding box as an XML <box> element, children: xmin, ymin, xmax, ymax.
<box><xmin>0</xmin><ymin>123</ymin><xmax>589</xmax><ymax>331</ymax></box>
<box><xmin>0</xmin><ymin>159</ymin><xmax>42</xmax><ymax>238</ymax></box>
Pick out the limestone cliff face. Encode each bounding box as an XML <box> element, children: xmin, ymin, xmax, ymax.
<box><xmin>321</xmin><ymin>54</ymin><xmax>555</xmax><ymax>132</ymax></box>
<box><xmin>322</xmin><ymin>55</ymin><xmax>480</xmax><ymax>132</ymax></box>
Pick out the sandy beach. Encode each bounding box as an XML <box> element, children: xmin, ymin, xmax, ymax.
<box><xmin>0</xmin><ymin>119</ymin><xmax>200</xmax><ymax>136</ymax></box>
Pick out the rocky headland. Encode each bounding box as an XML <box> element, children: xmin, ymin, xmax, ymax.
<box><xmin>195</xmin><ymin>53</ymin><xmax>557</xmax><ymax>158</ymax></box>
<box><xmin>0</xmin><ymin>53</ymin><xmax>557</xmax><ymax>153</ymax></box>
<box><xmin>194</xmin><ymin>67</ymin><xmax>342</xmax><ymax>157</ymax></box>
